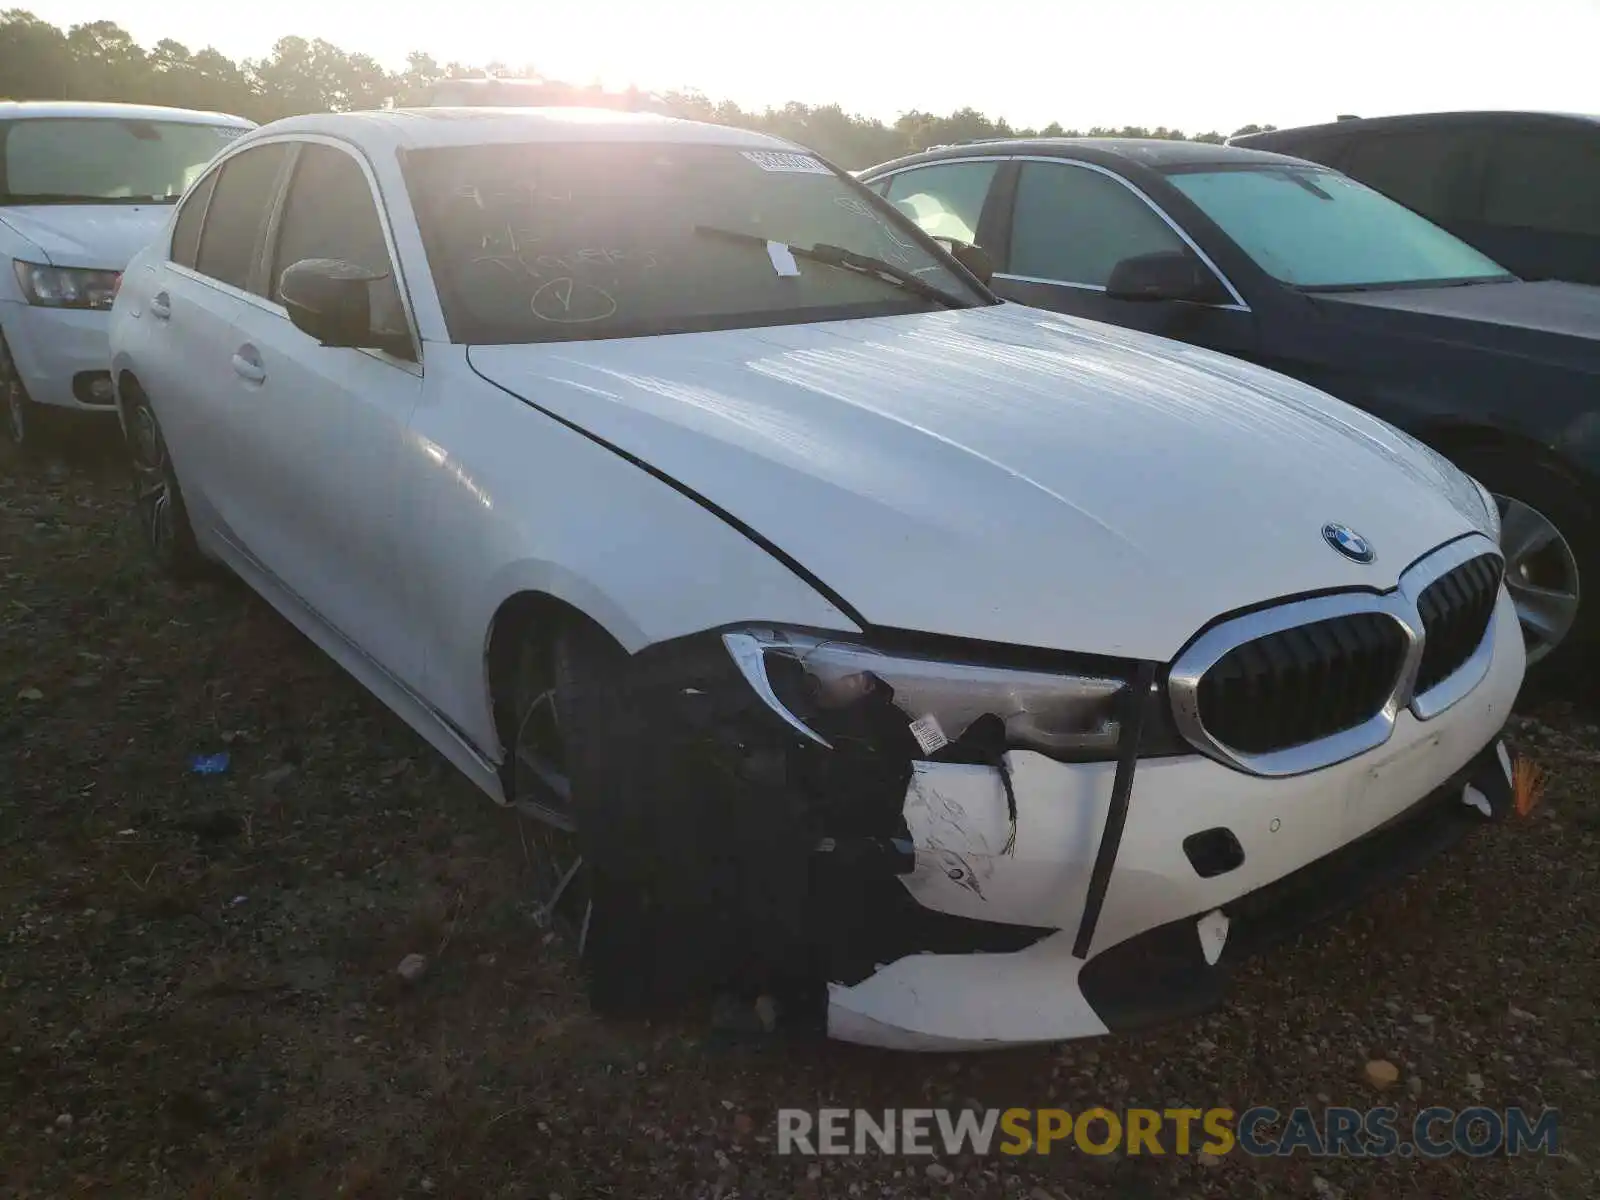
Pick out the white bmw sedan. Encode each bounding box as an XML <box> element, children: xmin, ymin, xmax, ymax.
<box><xmin>110</xmin><ymin>108</ymin><xmax>1525</xmax><ymax>1050</ymax></box>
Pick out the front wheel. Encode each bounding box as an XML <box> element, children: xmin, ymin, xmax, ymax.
<box><xmin>1453</xmin><ymin>446</ymin><xmax>1596</xmax><ymax>684</ymax></box>
<box><xmin>507</xmin><ymin>620</ymin><xmax>655</xmax><ymax>1014</ymax></box>
<box><xmin>507</xmin><ymin>630</ymin><xmax>591</xmax><ymax>947</ymax></box>
<box><xmin>509</xmin><ymin>619</ymin><xmax>729</xmax><ymax>1016</ymax></box>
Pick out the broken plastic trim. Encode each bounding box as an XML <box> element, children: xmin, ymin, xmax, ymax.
<box><xmin>721</xmin><ymin>628</ymin><xmax>1142</xmax><ymax>762</ymax></box>
<box><xmin>1072</xmin><ymin>660</ymin><xmax>1158</xmax><ymax>959</ymax></box>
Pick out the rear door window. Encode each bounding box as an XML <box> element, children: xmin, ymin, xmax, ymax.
<box><xmin>195</xmin><ymin>143</ymin><xmax>290</xmax><ymax>292</ymax></box>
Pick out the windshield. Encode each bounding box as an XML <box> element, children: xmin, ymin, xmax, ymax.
<box><xmin>0</xmin><ymin>118</ymin><xmax>248</xmax><ymax>205</ymax></box>
<box><xmin>404</xmin><ymin>141</ymin><xmax>992</xmax><ymax>345</ymax></box>
<box><xmin>1164</xmin><ymin>164</ymin><xmax>1514</xmax><ymax>291</ymax></box>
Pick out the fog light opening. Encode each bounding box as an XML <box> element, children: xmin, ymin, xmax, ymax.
<box><xmin>72</xmin><ymin>371</ymin><xmax>116</xmax><ymax>406</ymax></box>
<box><xmin>1183</xmin><ymin>827</ymin><xmax>1245</xmax><ymax>879</ymax></box>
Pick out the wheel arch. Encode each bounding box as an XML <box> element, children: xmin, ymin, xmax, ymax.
<box><xmin>1413</xmin><ymin>418</ymin><xmax>1600</xmax><ymax>501</ymax></box>
<box><xmin>481</xmin><ymin>588</ymin><xmax>631</xmax><ymax>792</ymax></box>
<box><xmin>113</xmin><ymin>366</ymin><xmax>145</xmax><ymax>433</ymax></box>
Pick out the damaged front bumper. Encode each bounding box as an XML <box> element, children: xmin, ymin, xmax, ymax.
<box><xmin>826</xmin><ymin>588</ymin><xmax>1525</xmax><ymax>1050</ymax></box>
<box><xmin>565</xmin><ymin>588</ymin><xmax>1523</xmax><ymax>1051</ymax></box>
<box><xmin>828</xmin><ymin>730</ymin><xmax>1517</xmax><ymax>1049</ymax></box>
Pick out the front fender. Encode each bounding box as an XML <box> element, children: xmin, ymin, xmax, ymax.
<box><xmin>410</xmin><ymin>359</ymin><xmax>862</xmax><ymax>756</ymax></box>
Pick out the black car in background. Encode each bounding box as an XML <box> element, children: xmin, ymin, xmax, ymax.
<box><xmin>856</xmin><ymin>139</ymin><xmax>1600</xmax><ymax>681</ymax></box>
<box><xmin>1230</xmin><ymin>112</ymin><xmax>1600</xmax><ymax>287</ymax></box>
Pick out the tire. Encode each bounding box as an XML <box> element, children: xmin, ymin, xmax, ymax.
<box><xmin>504</xmin><ymin>619</ymin><xmax>641</xmax><ymax>1013</ymax></box>
<box><xmin>2</xmin><ymin>376</ymin><xmax>50</xmax><ymax>457</ymax></box>
<box><xmin>507</xmin><ymin>617</ymin><xmax>736</xmax><ymax>1016</ymax></box>
<box><xmin>549</xmin><ymin>620</ymin><xmax>696</xmax><ymax>1015</ymax></box>
<box><xmin>123</xmin><ymin>388</ymin><xmax>207</xmax><ymax>580</ymax></box>
<box><xmin>1449</xmin><ymin>444</ymin><xmax>1598</xmax><ymax>688</ymax></box>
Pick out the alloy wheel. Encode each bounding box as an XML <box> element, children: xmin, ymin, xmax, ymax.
<box><xmin>511</xmin><ymin>639</ymin><xmax>593</xmax><ymax>952</ymax></box>
<box><xmin>1495</xmin><ymin>494</ymin><xmax>1582</xmax><ymax>666</ymax></box>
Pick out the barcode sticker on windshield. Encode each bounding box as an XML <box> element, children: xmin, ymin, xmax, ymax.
<box><xmin>741</xmin><ymin>150</ymin><xmax>832</xmax><ymax>175</ymax></box>
<box><xmin>909</xmin><ymin>714</ymin><xmax>949</xmax><ymax>756</ymax></box>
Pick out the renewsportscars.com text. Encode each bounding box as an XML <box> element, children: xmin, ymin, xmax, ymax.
<box><xmin>777</xmin><ymin>1106</ymin><xmax>1560</xmax><ymax>1159</ymax></box>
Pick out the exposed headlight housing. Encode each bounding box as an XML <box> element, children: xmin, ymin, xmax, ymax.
<box><xmin>723</xmin><ymin>627</ymin><xmax>1185</xmax><ymax>763</ymax></box>
<box><xmin>12</xmin><ymin>261</ymin><xmax>121</xmax><ymax>310</ymax></box>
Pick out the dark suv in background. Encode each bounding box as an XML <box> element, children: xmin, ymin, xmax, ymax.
<box><xmin>856</xmin><ymin>138</ymin><xmax>1600</xmax><ymax>683</ymax></box>
<box><xmin>1231</xmin><ymin>112</ymin><xmax>1600</xmax><ymax>286</ymax></box>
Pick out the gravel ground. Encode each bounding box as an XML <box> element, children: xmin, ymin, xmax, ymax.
<box><xmin>2</xmin><ymin>435</ymin><xmax>1596</xmax><ymax>1199</ymax></box>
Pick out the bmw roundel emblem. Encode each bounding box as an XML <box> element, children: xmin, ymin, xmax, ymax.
<box><xmin>1322</xmin><ymin>523</ymin><xmax>1375</xmax><ymax>564</ymax></box>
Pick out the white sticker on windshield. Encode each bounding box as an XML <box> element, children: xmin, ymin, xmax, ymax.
<box><xmin>741</xmin><ymin>150</ymin><xmax>831</xmax><ymax>175</ymax></box>
<box><xmin>766</xmin><ymin>240</ymin><xmax>800</xmax><ymax>277</ymax></box>
<box><xmin>909</xmin><ymin>714</ymin><xmax>949</xmax><ymax>756</ymax></box>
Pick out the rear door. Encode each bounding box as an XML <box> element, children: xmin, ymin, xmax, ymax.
<box><xmin>144</xmin><ymin>142</ymin><xmax>292</xmax><ymax>528</ymax></box>
<box><xmin>990</xmin><ymin>158</ymin><xmax>1259</xmax><ymax>358</ymax></box>
<box><xmin>220</xmin><ymin>138</ymin><xmax>426</xmax><ymax>689</ymax></box>
<box><xmin>1464</xmin><ymin>126</ymin><xmax>1600</xmax><ymax>285</ymax></box>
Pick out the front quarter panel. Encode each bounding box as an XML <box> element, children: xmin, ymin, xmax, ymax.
<box><xmin>408</xmin><ymin>349</ymin><xmax>860</xmax><ymax>758</ymax></box>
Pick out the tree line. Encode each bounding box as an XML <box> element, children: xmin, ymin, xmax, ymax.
<box><xmin>0</xmin><ymin>10</ymin><xmax>1277</xmax><ymax>168</ymax></box>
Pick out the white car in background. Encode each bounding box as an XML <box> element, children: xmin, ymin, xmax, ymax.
<box><xmin>110</xmin><ymin>107</ymin><xmax>1524</xmax><ymax>1050</ymax></box>
<box><xmin>0</xmin><ymin>101</ymin><xmax>254</xmax><ymax>450</ymax></box>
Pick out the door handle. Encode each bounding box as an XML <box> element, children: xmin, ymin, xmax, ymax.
<box><xmin>149</xmin><ymin>291</ymin><xmax>171</xmax><ymax>320</ymax></box>
<box><xmin>231</xmin><ymin>347</ymin><xmax>266</xmax><ymax>385</ymax></box>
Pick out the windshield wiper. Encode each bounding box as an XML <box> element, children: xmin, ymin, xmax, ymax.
<box><xmin>693</xmin><ymin>225</ymin><xmax>968</xmax><ymax>310</ymax></box>
<box><xmin>1298</xmin><ymin>273</ymin><xmax>1519</xmax><ymax>294</ymax></box>
<box><xmin>1271</xmin><ymin>169</ymin><xmax>1334</xmax><ymax>200</ymax></box>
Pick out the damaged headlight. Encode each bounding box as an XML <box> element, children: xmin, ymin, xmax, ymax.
<box><xmin>723</xmin><ymin>628</ymin><xmax>1185</xmax><ymax>763</ymax></box>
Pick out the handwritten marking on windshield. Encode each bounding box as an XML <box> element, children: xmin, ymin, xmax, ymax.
<box><xmin>471</xmin><ymin>223</ymin><xmax>658</xmax><ymax>283</ymax></box>
<box><xmin>880</xmin><ymin>226</ymin><xmax>921</xmax><ymax>269</ymax></box>
<box><xmin>455</xmin><ymin>181</ymin><xmax>576</xmax><ymax>211</ymax></box>
<box><xmin>822</xmin><ymin>200</ymin><xmax>923</xmax><ymax>268</ymax></box>
<box><xmin>530</xmin><ymin>277</ymin><xmax>618</xmax><ymax>324</ymax></box>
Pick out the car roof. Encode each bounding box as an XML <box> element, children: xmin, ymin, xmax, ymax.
<box><xmin>246</xmin><ymin>107</ymin><xmax>801</xmax><ymax>154</ymax></box>
<box><xmin>1231</xmin><ymin>110</ymin><xmax>1600</xmax><ymax>145</ymax></box>
<box><xmin>0</xmin><ymin>99</ymin><xmax>255</xmax><ymax>127</ymax></box>
<box><xmin>863</xmin><ymin>137</ymin><xmax>1314</xmax><ymax>176</ymax></box>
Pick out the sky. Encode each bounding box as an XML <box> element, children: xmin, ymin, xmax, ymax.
<box><xmin>26</xmin><ymin>0</ymin><xmax>1600</xmax><ymax>134</ymax></box>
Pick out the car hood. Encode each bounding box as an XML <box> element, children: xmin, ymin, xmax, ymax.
<box><xmin>468</xmin><ymin>304</ymin><xmax>1491</xmax><ymax>659</ymax></box>
<box><xmin>1312</xmin><ymin>280</ymin><xmax>1600</xmax><ymax>374</ymax></box>
<box><xmin>0</xmin><ymin>204</ymin><xmax>172</xmax><ymax>270</ymax></box>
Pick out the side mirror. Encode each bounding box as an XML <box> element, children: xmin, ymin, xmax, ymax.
<box><xmin>280</xmin><ymin>258</ymin><xmax>397</xmax><ymax>351</ymax></box>
<box><xmin>934</xmin><ymin>237</ymin><xmax>996</xmax><ymax>286</ymax></box>
<box><xmin>1105</xmin><ymin>250</ymin><xmax>1228</xmax><ymax>304</ymax></box>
